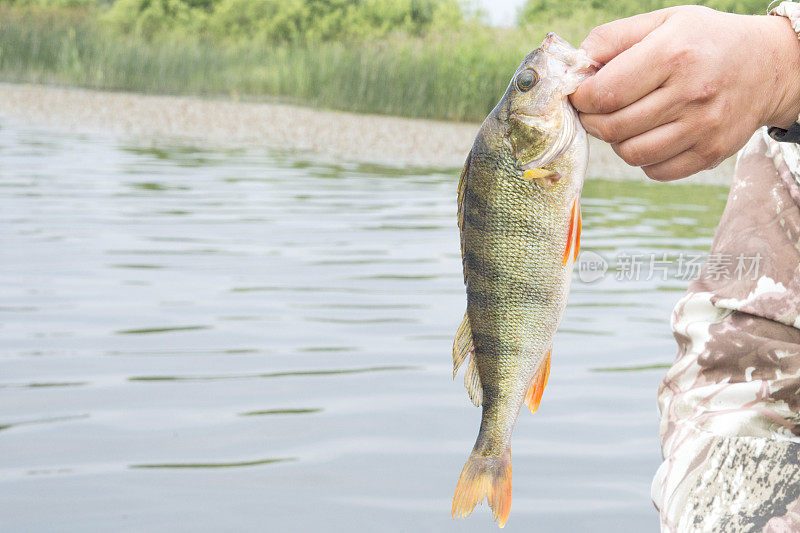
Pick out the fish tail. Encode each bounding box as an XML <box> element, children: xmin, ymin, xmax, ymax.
<box><xmin>451</xmin><ymin>449</ymin><xmax>512</xmax><ymax>528</ymax></box>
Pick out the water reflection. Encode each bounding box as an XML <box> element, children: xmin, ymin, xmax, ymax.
<box><xmin>130</xmin><ymin>457</ymin><xmax>296</xmax><ymax>469</ymax></box>
<box><xmin>0</xmin><ymin>414</ymin><xmax>90</xmax><ymax>432</ymax></box>
<box><xmin>116</xmin><ymin>325</ymin><xmax>211</xmax><ymax>335</ymax></box>
<box><xmin>0</xmin><ymin>381</ymin><xmax>89</xmax><ymax>390</ymax></box>
<box><xmin>127</xmin><ymin>365</ymin><xmax>418</xmax><ymax>382</ymax></box>
<box><xmin>240</xmin><ymin>408</ymin><xmax>322</xmax><ymax>416</ymax></box>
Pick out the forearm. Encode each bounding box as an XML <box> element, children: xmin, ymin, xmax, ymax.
<box><xmin>766</xmin><ymin>2</ymin><xmax>800</xmax><ymax>141</ymax></box>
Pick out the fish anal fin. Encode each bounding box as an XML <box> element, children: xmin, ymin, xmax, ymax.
<box><xmin>451</xmin><ymin>449</ymin><xmax>512</xmax><ymax>528</ymax></box>
<box><xmin>453</xmin><ymin>310</ymin><xmax>480</xmax><ymax>406</ymax></box>
<box><xmin>464</xmin><ymin>355</ymin><xmax>483</xmax><ymax>407</ymax></box>
<box><xmin>525</xmin><ymin>350</ymin><xmax>552</xmax><ymax>414</ymax></box>
<box><xmin>453</xmin><ymin>311</ymin><xmax>474</xmax><ymax>377</ymax></box>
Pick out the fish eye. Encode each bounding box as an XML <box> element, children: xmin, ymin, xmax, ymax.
<box><xmin>515</xmin><ymin>69</ymin><xmax>538</xmax><ymax>92</ymax></box>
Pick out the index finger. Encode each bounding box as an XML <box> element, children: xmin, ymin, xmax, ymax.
<box><xmin>571</xmin><ymin>20</ymin><xmax>673</xmax><ymax>114</ymax></box>
<box><xmin>579</xmin><ymin>8</ymin><xmax>676</xmax><ymax>64</ymax></box>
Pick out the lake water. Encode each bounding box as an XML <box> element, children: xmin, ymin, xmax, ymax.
<box><xmin>0</xmin><ymin>119</ymin><xmax>728</xmax><ymax>531</ymax></box>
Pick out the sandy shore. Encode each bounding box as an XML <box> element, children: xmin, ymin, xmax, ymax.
<box><xmin>0</xmin><ymin>83</ymin><xmax>734</xmax><ymax>183</ymax></box>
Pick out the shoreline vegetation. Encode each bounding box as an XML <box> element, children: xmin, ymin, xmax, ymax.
<box><xmin>0</xmin><ymin>0</ymin><xmax>769</xmax><ymax>123</ymax></box>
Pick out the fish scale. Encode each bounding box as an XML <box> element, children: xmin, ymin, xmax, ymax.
<box><xmin>450</xmin><ymin>33</ymin><xmax>599</xmax><ymax>528</ymax></box>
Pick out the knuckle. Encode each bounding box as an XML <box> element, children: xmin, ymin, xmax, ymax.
<box><xmin>676</xmin><ymin>5</ymin><xmax>710</xmax><ymax>16</ymax></box>
<box><xmin>644</xmin><ymin>165</ymin><xmax>678</xmax><ymax>182</ymax></box>
<box><xmin>615</xmin><ymin>140</ymin><xmax>646</xmax><ymax>166</ymax></box>
<box><xmin>708</xmin><ymin>147</ymin><xmax>728</xmax><ymax>168</ymax></box>
<box><xmin>596</xmin><ymin>118</ymin><xmax>622</xmax><ymax>143</ymax></box>
<box><xmin>586</xmin><ymin>24</ymin><xmax>613</xmax><ymax>46</ymax></box>
<box><xmin>700</xmin><ymin>141</ymin><xmax>725</xmax><ymax>163</ymax></box>
<box><xmin>591</xmin><ymin>87</ymin><xmax>620</xmax><ymax>114</ymax></box>
<box><xmin>667</xmin><ymin>43</ymin><xmax>700</xmax><ymax>70</ymax></box>
<box><xmin>703</xmin><ymin>102</ymin><xmax>724</xmax><ymax>125</ymax></box>
<box><xmin>689</xmin><ymin>81</ymin><xmax>719</xmax><ymax>104</ymax></box>
<box><xmin>701</xmin><ymin>81</ymin><xmax>719</xmax><ymax>101</ymax></box>
<box><xmin>642</xmin><ymin>166</ymin><xmax>666</xmax><ymax>181</ymax></box>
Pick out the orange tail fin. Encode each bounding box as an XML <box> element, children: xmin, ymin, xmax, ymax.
<box><xmin>451</xmin><ymin>449</ymin><xmax>512</xmax><ymax>528</ymax></box>
<box><xmin>525</xmin><ymin>350</ymin><xmax>552</xmax><ymax>414</ymax></box>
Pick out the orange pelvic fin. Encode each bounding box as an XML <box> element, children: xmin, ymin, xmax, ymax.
<box><xmin>561</xmin><ymin>199</ymin><xmax>577</xmax><ymax>265</ymax></box>
<box><xmin>573</xmin><ymin>204</ymin><xmax>582</xmax><ymax>262</ymax></box>
<box><xmin>525</xmin><ymin>350</ymin><xmax>552</xmax><ymax>414</ymax></box>
<box><xmin>451</xmin><ymin>449</ymin><xmax>512</xmax><ymax>528</ymax></box>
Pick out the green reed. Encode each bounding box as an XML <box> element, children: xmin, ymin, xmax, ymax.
<box><xmin>0</xmin><ymin>5</ymin><xmax>600</xmax><ymax>122</ymax></box>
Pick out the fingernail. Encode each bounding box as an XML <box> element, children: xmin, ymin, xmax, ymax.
<box><xmin>578</xmin><ymin>41</ymin><xmax>603</xmax><ymax>65</ymax></box>
<box><xmin>582</xmin><ymin>122</ymin><xmax>600</xmax><ymax>138</ymax></box>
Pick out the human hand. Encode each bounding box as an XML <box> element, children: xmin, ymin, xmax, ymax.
<box><xmin>570</xmin><ymin>6</ymin><xmax>800</xmax><ymax>181</ymax></box>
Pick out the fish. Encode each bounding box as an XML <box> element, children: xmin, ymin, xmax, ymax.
<box><xmin>451</xmin><ymin>33</ymin><xmax>600</xmax><ymax>527</ymax></box>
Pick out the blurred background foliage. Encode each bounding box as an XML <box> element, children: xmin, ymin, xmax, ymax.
<box><xmin>0</xmin><ymin>0</ymin><xmax>772</xmax><ymax>121</ymax></box>
<box><xmin>100</xmin><ymin>0</ymin><xmax>468</xmax><ymax>42</ymax></box>
<box><xmin>517</xmin><ymin>0</ymin><xmax>766</xmax><ymax>24</ymax></box>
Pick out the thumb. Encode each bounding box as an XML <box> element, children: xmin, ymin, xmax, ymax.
<box><xmin>580</xmin><ymin>8</ymin><xmax>676</xmax><ymax>64</ymax></box>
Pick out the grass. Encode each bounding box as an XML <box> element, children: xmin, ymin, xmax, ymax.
<box><xmin>0</xmin><ymin>5</ymin><xmax>607</xmax><ymax>122</ymax></box>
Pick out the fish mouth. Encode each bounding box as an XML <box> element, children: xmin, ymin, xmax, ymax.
<box><xmin>542</xmin><ymin>32</ymin><xmax>598</xmax><ymax>65</ymax></box>
<box><xmin>513</xmin><ymin>100</ymin><xmax>578</xmax><ymax>171</ymax></box>
<box><xmin>541</xmin><ymin>32</ymin><xmax>602</xmax><ymax>94</ymax></box>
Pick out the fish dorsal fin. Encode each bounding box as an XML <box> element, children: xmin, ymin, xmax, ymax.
<box><xmin>455</xmin><ymin>152</ymin><xmax>481</xmax><ymax>407</ymax></box>
<box><xmin>457</xmin><ymin>151</ymin><xmax>471</xmax><ymax>283</ymax></box>
<box><xmin>452</xmin><ymin>311</ymin><xmax>473</xmax><ymax>377</ymax></box>
<box><xmin>525</xmin><ymin>349</ymin><xmax>552</xmax><ymax>413</ymax></box>
<box><xmin>464</xmin><ymin>355</ymin><xmax>483</xmax><ymax>407</ymax></box>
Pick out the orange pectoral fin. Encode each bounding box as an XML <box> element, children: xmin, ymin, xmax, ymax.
<box><xmin>561</xmin><ymin>200</ymin><xmax>576</xmax><ymax>265</ymax></box>
<box><xmin>573</xmin><ymin>204</ymin><xmax>581</xmax><ymax>262</ymax></box>
<box><xmin>525</xmin><ymin>350</ymin><xmax>552</xmax><ymax>414</ymax></box>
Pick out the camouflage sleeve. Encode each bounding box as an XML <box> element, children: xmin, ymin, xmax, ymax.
<box><xmin>652</xmin><ymin>9</ymin><xmax>800</xmax><ymax>528</ymax></box>
<box><xmin>768</xmin><ymin>2</ymin><xmax>800</xmax><ymax>143</ymax></box>
<box><xmin>653</xmin><ymin>129</ymin><xmax>800</xmax><ymax>531</ymax></box>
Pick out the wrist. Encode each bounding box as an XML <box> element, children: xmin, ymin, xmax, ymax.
<box><xmin>761</xmin><ymin>13</ymin><xmax>800</xmax><ymax>129</ymax></box>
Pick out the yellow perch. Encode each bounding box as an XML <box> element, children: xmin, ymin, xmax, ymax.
<box><xmin>451</xmin><ymin>33</ymin><xmax>599</xmax><ymax>527</ymax></box>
